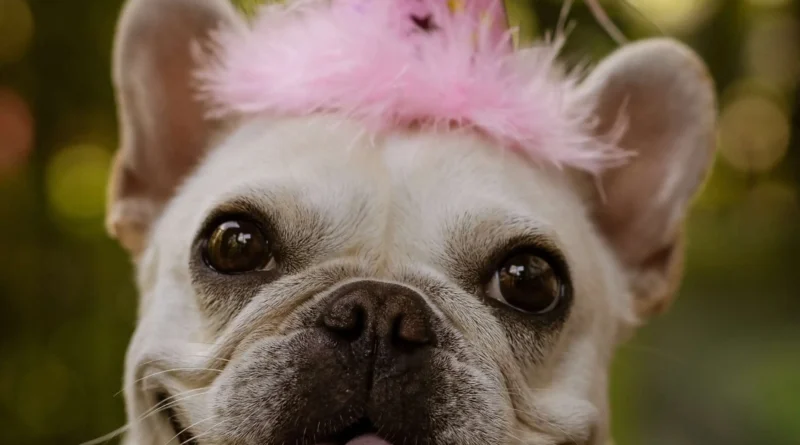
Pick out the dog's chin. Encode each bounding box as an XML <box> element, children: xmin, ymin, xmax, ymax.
<box><xmin>159</xmin><ymin>391</ymin><xmax>395</xmax><ymax>445</ymax></box>
<box><xmin>165</xmin><ymin>411</ymin><xmax>393</xmax><ymax>445</ymax></box>
<box><xmin>164</xmin><ymin>410</ymin><xmax>587</xmax><ymax>445</ymax></box>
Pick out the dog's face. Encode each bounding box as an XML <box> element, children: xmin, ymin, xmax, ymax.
<box><xmin>106</xmin><ymin>1</ymin><xmax>716</xmax><ymax>445</ymax></box>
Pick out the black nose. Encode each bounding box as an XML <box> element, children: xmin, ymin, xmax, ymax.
<box><xmin>321</xmin><ymin>281</ymin><xmax>435</xmax><ymax>350</ymax></box>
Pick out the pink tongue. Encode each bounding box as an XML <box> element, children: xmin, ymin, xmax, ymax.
<box><xmin>344</xmin><ymin>435</ymin><xmax>392</xmax><ymax>445</ymax></box>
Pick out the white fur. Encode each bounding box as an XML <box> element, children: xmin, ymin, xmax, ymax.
<box><xmin>105</xmin><ymin>2</ymin><xmax>717</xmax><ymax>444</ymax></box>
<box><xmin>120</xmin><ymin>115</ymin><xmax>629</xmax><ymax>445</ymax></box>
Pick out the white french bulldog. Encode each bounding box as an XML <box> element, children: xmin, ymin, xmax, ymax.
<box><xmin>103</xmin><ymin>0</ymin><xmax>717</xmax><ymax>444</ymax></box>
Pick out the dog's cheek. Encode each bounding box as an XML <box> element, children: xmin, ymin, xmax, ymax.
<box><xmin>425</xmin><ymin>352</ymin><xmax>511</xmax><ymax>445</ymax></box>
<box><xmin>211</xmin><ymin>340</ymin><xmax>293</xmax><ymax>443</ymax></box>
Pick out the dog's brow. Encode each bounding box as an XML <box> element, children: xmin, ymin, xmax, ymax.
<box><xmin>440</xmin><ymin>210</ymin><xmax>565</xmax><ymax>281</ymax></box>
<box><xmin>197</xmin><ymin>198</ymin><xmax>276</xmax><ymax>235</ymax></box>
<box><xmin>196</xmin><ymin>186</ymin><xmax>326</xmax><ymax>237</ymax></box>
<box><xmin>447</xmin><ymin>211</ymin><xmax>559</xmax><ymax>250</ymax></box>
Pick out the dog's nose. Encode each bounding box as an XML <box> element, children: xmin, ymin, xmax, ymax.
<box><xmin>321</xmin><ymin>281</ymin><xmax>435</xmax><ymax>350</ymax></box>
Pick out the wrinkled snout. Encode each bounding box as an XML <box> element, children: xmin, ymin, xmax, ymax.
<box><xmin>211</xmin><ymin>279</ymin><xmax>506</xmax><ymax>445</ymax></box>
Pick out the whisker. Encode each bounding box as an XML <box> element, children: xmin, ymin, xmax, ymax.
<box><xmin>135</xmin><ymin>368</ymin><xmax>225</xmax><ymax>385</ymax></box>
<box><xmin>181</xmin><ymin>418</ymin><xmax>227</xmax><ymax>445</ymax></box>
<box><xmin>139</xmin><ymin>355</ymin><xmax>230</xmax><ymax>368</ymax></box>
<box><xmin>80</xmin><ymin>389</ymin><xmax>211</xmax><ymax>445</ymax></box>
<box><xmin>232</xmin><ymin>410</ymin><xmax>259</xmax><ymax>437</ymax></box>
<box><xmin>166</xmin><ymin>414</ymin><xmax>218</xmax><ymax>445</ymax></box>
<box><xmin>503</xmin><ymin>429</ymin><xmax>526</xmax><ymax>444</ymax></box>
<box><xmin>79</xmin><ymin>425</ymin><xmax>130</xmax><ymax>445</ymax></box>
<box><xmin>138</xmin><ymin>389</ymin><xmax>210</xmax><ymax>424</ymax></box>
<box><xmin>114</xmin><ymin>367</ymin><xmax>224</xmax><ymax>396</ymax></box>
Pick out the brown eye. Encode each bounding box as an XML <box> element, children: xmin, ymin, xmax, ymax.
<box><xmin>204</xmin><ymin>220</ymin><xmax>274</xmax><ymax>274</ymax></box>
<box><xmin>489</xmin><ymin>252</ymin><xmax>563</xmax><ymax>314</ymax></box>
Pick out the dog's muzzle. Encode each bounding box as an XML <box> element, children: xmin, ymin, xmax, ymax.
<box><xmin>299</xmin><ymin>281</ymin><xmax>439</xmax><ymax>444</ymax></box>
<box><xmin>208</xmin><ymin>279</ymin><xmax>483</xmax><ymax>445</ymax></box>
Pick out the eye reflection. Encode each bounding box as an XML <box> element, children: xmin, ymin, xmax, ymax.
<box><xmin>203</xmin><ymin>220</ymin><xmax>274</xmax><ymax>274</ymax></box>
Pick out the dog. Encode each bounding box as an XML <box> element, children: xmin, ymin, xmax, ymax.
<box><xmin>103</xmin><ymin>0</ymin><xmax>717</xmax><ymax>444</ymax></box>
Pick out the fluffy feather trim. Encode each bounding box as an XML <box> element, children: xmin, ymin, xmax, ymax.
<box><xmin>196</xmin><ymin>0</ymin><xmax>629</xmax><ymax>173</ymax></box>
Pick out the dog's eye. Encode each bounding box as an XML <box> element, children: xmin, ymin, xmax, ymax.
<box><xmin>488</xmin><ymin>252</ymin><xmax>563</xmax><ymax>314</ymax></box>
<box><xmin>203</xmin><ymin>220</ymin><xmax>275</xmax><ymax>274</ymax></box>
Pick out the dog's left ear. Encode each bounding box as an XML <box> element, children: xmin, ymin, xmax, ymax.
<box><xmin>577</xmin><ymin>39</ymin><xmax>717</xmax><ymax>319</ymax></box>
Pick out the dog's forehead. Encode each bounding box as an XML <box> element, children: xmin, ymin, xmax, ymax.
<box><xmin>381</xmin><ymin>128</ymin><xmax>584</xmax><ymax>221</ymax></box>
<box><xmin>165</xmin><ymin>115</ymin><xmax>589</xmax><ymax>256</ymax></box>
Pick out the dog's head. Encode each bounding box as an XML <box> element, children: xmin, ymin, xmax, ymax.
<box><xmin>106</xmin><ymin>1</ymin><xmax>716</xmax><ymax>444</ymax></box>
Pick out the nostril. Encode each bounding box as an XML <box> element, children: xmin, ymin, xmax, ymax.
<box><xmin>391</xmin><ymin>313</ymin><xmax>432</xmax><ymax>349</ymax></box>
<box><xmin>323</xmin><ymin>303</ymin><xmax>366</xmax><ymax>342</ymax></box>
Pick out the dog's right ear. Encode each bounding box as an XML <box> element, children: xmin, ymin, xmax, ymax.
<box><xmin>107</xmin><ymin>0</ymin><xmax>244</xmax><ymax>256</ymax></box>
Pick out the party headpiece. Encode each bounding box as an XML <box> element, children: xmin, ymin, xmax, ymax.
<box><xmin>197</xmin><ymin>0</ymin><xmax>627</xmax><ymax>173</ymax></box>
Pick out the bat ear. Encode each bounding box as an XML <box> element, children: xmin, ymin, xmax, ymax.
<box><xmin>107</xmin><ymin>0</ymin><xmax>245</xmax><ymax>255</ymax></box>
<box><xmin>577</xmin><ymin>38</ymin><xmax>717</xmax><ymax>319</ymax></box>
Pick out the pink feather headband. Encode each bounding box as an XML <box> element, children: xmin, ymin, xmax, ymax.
<box><xmin>197</xmin><ymin>0</ymin><xmax>628</xmax><ymax>173</ymax></box>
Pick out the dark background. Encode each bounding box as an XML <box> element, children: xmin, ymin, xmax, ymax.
<box><xmin>0</xmin><ymin>0</ymin><xmax>798</xmax><ymax>444</ymax></box>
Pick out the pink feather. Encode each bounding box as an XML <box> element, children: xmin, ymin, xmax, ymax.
<box><xmin>196</xmin><ymin>0</ymin><xmax>628</xmax><ymax>173</ymax></box>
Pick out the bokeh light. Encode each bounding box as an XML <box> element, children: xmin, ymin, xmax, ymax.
<box><xmin>0</xmin><ymin>0</ymin><xmax>34</xmax><ymax>65</ymax></box>
<box><xmin>718</xmin><ymin>88</ymin><xmax>790</xmax><ymax>174</ymax></box>
<box><xmin>0</xmin><ymin>87</ymin><xmax>34</xmax><ymax>172</ymax></box>
<box><xmin>45</xmin><ymin>144</ymin><xmax>112</xmax><ymax>222</ymax></box>
<box><xmin>624</xmin><ymin>0</ymin><xmax>718</xmax><ymax>34</ymax></box>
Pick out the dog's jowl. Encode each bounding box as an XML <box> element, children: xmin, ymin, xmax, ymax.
<box><xmin>104</xmin><ymin>1</ymin><xmax>717</xmax><ymax>444</ymax></box>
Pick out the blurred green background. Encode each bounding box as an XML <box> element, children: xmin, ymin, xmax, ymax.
<box><xmin>0</xmin><ymin>0</ymin><xmax>798</xmax><ymax>444</ymax></box>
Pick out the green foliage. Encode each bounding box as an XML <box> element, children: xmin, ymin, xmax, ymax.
<box><xmin>232</xmin><ymin>0</ymin><xmax>267</xmax><ymax>16</ymax></box>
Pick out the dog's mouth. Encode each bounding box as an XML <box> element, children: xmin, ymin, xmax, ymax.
<box><xmin>157</xmin><ymin>392</ymin><xmax>587</xmax><ymax>445</ymax></box>
<box><xmin>317</xmin><ymin>417</ymin><xmax>386</xmax><ymax>445</ymax></box>
<box><xmin>159</xmin><ymin>391</ymin><xmax>387</xmax><ymax>445</ymax></box>
<box><xmin>157</xmin><ymin>393</ymin><xmax>198</xmax><ymax>445</ymax></box>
